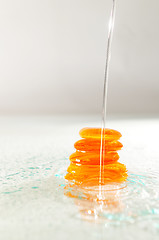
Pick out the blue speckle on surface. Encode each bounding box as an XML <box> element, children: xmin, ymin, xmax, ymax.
<box><xmin>32</xmin><ymin>186</ymin><xmax>39</xmax><ymax>189</ymax></box>
<box><xmin>3</xmin><ymin>189</ymin><xmax>22</xmax><ymax>194</ymax></box>
<box><xmin>28</xmin><ymin>167</ymin><xmax>39</xmax><ymax>170</ymax></box>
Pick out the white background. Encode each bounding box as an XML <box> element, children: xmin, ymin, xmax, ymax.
<box><xmin>0</xmin><ymin>0</ymin><xmax>158</xmax><ymax>116</ymax></box>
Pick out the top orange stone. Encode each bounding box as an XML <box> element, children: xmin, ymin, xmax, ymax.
<box><xmin>79</xmin><ymin>128</ymin><xmax>122</xmax><ymax>141</ymax></box>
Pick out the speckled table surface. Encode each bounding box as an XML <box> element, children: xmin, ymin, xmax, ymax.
<box><xmin>0</xmin><ymin>116</ymin><xmax>159</xmax><ymax>240</ymax></box>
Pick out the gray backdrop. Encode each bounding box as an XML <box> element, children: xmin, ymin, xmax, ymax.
<box><xmin>0</xmin><ymin>0</ymin><xmax>158</xmax><ymax>115</ymax></box>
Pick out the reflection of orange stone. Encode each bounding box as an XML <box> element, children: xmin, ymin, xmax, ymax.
<box><xmin>65</xmin><ymin>128</ymin><xmax>128</xmax><ymax>186</ymax></box>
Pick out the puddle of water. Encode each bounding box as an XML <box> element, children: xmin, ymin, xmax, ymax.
<box><xmin>64</xmin><ymin>171</ymin><xmax>159</xmax><ymax>224</ymax></box>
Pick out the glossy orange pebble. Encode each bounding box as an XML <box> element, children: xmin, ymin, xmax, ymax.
<box><xmin>79</xmin><ymin>128</ymin><xmax>122</xmax><ymax>141</ymax></box>
<box><xmin>74</xmin><ymin>139</ymin><xmax>123</xmax><ymax>152</ymax></box>
<box><xmin>69</xmin><ymin>151</ymin><xmax>119</xmax><ymax>165</ymax></box>
<box><xmin>66</xmin><ymin>162</ymin><xmax>127</xmax><ymax>182</ymax></box>
<box><xmin>65</xmin><ymin>128</ymin><xmax>128</xmax><ymax>186</ymax></box>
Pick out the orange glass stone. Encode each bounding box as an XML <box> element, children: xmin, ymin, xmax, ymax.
<box><xmin>79</xmin><ymin>127</ymin><xmax>122</xmax><ymax>141</ymax></box>
<box><xmin>65</xmin><ymin>162</ymin><xmax>127</xmax><ymax>184</ymax></box>
<box><xmin>69</xmin><ymin>151</ymin><xmax>119</xmax><ymax>165</ymax></box>
<box><xmin>74</xmin><ymin>139</ymin><xmax>123</xmax><ymax>152</ymax></box>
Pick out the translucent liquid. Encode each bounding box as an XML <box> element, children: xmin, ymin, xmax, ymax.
<box><xmin>100</xmin><ymin>0</ymin><xmax>116</xmax><ymax>187</ymax></box>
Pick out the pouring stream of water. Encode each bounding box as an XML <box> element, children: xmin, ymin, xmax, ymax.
<box><xmin>99</xmin><ymin>0</ymin><xmax>117</xmax><ymax>198</ymax></box>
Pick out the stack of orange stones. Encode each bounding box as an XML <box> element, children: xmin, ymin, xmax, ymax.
<box><xmin>65</xmin><ymin>128</ymin><xmax>128</xmax><ymax>187</ymax></box>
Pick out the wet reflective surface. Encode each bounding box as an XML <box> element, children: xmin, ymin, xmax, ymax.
<box><xmin>65</xmin><ymin>172</ymin><xmax>159</xmax><ymax>224</ymax></box>
<box><xmin>0</xmin><ymin>116</ymin><xmax>159</xmax><ymax>240</ymax></box>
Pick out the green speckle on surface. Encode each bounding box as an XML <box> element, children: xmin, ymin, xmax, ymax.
<box><xmin>32</xmin><ymin>186</ymin><xmax>39</xmax><ymax>189</ymax></box>
<box><xmin>60</xmin><ymin>184</ymin><xmax>65</xmax><ymax>187</ymax></box>
<box><xmin>28</xmin><ymin>167</ymin><xmax>39</xmax><ymax>170</ymax></box>
<box><xmin>3</xmin><ymin>189</ymin><xmax>21</xmax><ymax>194</ymax></box>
